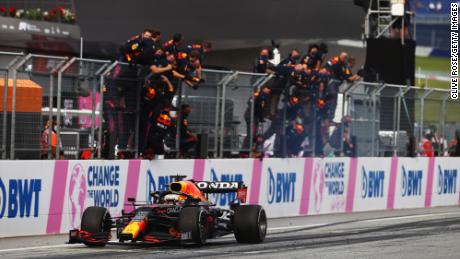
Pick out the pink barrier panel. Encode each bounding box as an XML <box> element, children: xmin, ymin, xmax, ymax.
<box><xmin>46</xmin><ymin>160</ymin><xmax>69</xmax><ymax>234</ymax></box>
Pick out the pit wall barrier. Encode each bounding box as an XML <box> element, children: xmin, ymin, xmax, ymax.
<box><xmin>0</xmin><ymin>157</ymin><xmax>459</xmax><ymax>237</ymax></box>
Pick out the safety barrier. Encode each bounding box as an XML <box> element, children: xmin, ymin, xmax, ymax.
<box><xmin>0</xmin><ymin>157</ymin><xmax>459</xmax><ymax>237</ymax></box>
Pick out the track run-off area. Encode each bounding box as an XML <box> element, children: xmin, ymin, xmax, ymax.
<box><xmin>1</xmin><ymin>206</ymin><xmax>460</xmax><ymax>259</ymax></box>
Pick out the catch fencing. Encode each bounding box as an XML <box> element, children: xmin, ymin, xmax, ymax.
<box><xmin>0</xmin><ymin>51</ymin><xmax>457</xmax><ymax>159</ymax></box>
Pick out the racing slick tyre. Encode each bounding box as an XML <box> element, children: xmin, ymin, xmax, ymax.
<box><xmin>81</xmin><ymin>206</ymin><xmax>112</xmax><ymax>247</ymax></box>
<box><xmin>177</xmin><ymin>207</ymin><xmax>207</xmax><ymax>245</ymax></box>
<box><xmin>233</xmin><ymin>205</ymin><xmax>267</xmax><ymax>243</ymax></box>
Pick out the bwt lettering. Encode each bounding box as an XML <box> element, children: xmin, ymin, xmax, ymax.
<box><xmin>210</xmin><ymin>168</ymin><xmax>243</xmax><ymax>206</ymax></box>
<box><xmin>267</xmin><ymin>167</ymin><xmax>296</xmax><ymax>204</ymax></box>
<box><xmin>437</xmin><ymin>166</ymin><xmax>457</xmax><ymax>195</ymax></box>
<box><xmin>146</xmin><ymin>171</ymin><xmax>173</xmax><ymax>203</ymax></box>
<box><xmin>0</xmin><ymin>178</ymin><xmax>41</xmax><ymax>219</ymax></box>
<box><xmin>401</xmin><ymin>166</ymin><xmax>423</xmax><ymax>197</ymax></box>
<box><xmin>361</xmin><ymin>167</ymin><xmax>385</xmax><ymax>198</ymax></box>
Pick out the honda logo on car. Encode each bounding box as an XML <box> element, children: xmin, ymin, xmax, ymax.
<box><xmin>361</xmin><ymin>166</ymin><xmax>384</xmax><ymax>198</ymax></box>
<box><xmin>437</xmin><ymin>165</ymin><xmax>457</xmax><ymax>195</ymax></box>
<box><xmin>208</xmin><ymin>168</ymin><xmax>243</xmax><ymax>206</ymax></box>
<box><xmin>267</xmin><ymin>167</ymin><xmax>296</xmax><ymax>204</ymax></box>
<box><xmin>86</xmin><ymin>165</ymin><xmax>120</xmax><ymax>207</ymax></box>
<box><xmin>196</xmin><ymin>180</ymin><xmax>240</xmax><ymax>190</ymax></box>
<box><xmin>324</xmin><ymin>162</ymin><xmax>345</xmax><ymax>195</ymax></box>
<box><xmin>0</xmin><ymin>177</ymin><xmax>41</xmax><ymax>219</ymax></box>
<box><xmin>401</xmin><ymin>166</ymin><xmax>423</xmax><ymax>197</ymax></box>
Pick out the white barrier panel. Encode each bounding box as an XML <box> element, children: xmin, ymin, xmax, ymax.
<box><xmin>430</xmin><ymin>157</ymin><xmax>459</xmax><ymax>207</ymax></box>
<box><xmin>0</xmin><ymin>161</ymin><xmax>54</xmax><ymax>237</ymax></box>
<box><xmin>1</xmin><ymin>157</ymin><xmax>460</xmax><ymax>238</ymax></box>
<box><xmin>353</xmin><ymin>157</ymin><xmax>392</xmax><ymax>212</ymax></box>
<box><xmin>393</xmin><ymin>157</ymin><xmax>430</xmax><ymax>209</ymax></box>
<box><xmin>258</xmin><ymin>158</ymin><xmax>305</xmax><ymax>218</ymax></box>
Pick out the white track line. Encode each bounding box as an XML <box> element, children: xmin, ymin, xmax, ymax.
<box><xmin>0</xmin><ymin>244</ymin><xmax>74</xmax><ymax>253</ymax></box>
<box><xmin>1</xmin><ymin>211</ymin><xmax>458</xmax><ymax>253</ymax></box>
<box><xmin>359</xmin><ymin>212</ymin><xmax>460</xmax><ymax>224</ymax></box>
<box><xmin>267</xmin><ymin>211</ymin><xmax>460</xmax><ymax>231</ymax></box>
<box><xmin>268</xmin><ymin>223</ymin><xmax>327</xmax><ymax>231</ymax></box>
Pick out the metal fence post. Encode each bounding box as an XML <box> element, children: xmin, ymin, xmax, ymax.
<box><xmin>10</xmin><ymin>54</ymin><xmax>32</xmax><ymax>159</ymax></box>
<box><xmin>370</xmin><ymin>83</ymin><xmax>387</xmax><ymax>156</ymax></box>
<box><xmin>339</xmin><ymin>82</ymin><xmax>360</xmax><ymax>156</ymax></box>
<box><xmin>441</xmin><ymin>93</ymin><xmax>450</xmax><ymax>149</ymax></box>
<box><xmin>175</xmin><ymin>80</ymin><xmax>184</xmax><ymax>158</ymax></box>
<box><xmin>56</xmin><ymin>57</ymin><xmax>77</xmax><ymax>158</ymax></box>
<box><xmin>98</xmin><ymin>61</ymin><xmax>119</xmax><ymax>159</ymax></box>
<box><xmin>213</xmin><ymin>73</ymin><xmax>231</xmax><ymax>158</ymax></box>
<box><xmin>219</xmin><ymin>72</ymin><xmax>238</xmax><ymax>158</ymax></box>
<box><xmin>391</xmin><ymin>89</ymin><xmax>399</xmax><ymax>156</ymax></box>
<box><xmin>397</xmin><ymin>86</ymin><xmax>413</xmax><ymax>156</ymax></box>
<box><xmin>48</xmin><ymin>58</ymin><xmax>68</xmax><ymax>159</ymax></box>
<box><xmin>88</xmin><ymin>62</ymin><xmax>110</xmax><ymax>159</ymax></box>
<box><xmin>1</xmin><ymin>53</ymin><xmax>23</xmax><ymax>159</ymax></box>
<box><xmin>419</xmin><ymin>89</ymin><xmax>434</xmax><ymax>146</ymax></box>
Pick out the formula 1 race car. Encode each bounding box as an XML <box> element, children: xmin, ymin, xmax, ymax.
<box><xmin>68</xmin><ymin>177</ymin><xmax>267</xmax><ymax>246</ymax></box>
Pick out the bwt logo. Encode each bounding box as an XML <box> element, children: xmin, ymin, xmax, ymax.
<box><xmin>401</xmin><ymin>166</ymin><xmax>423</xmax><ymax>197</ymax></box>
<box><xmin>361</xmin><ymin>167</ymin><xmax>385</xmax><ymax>198</ymax></box>
<box><xmin>146</xmin><ymin>170</ymin><xmax>173</xmax><ymax>203</ymax></box>
<box><xmin>437</xmin><ymin>165</ymin><xmax>457</xmax><ymax>195</ymax></box>
<box><xmin>0</xmin><ymin>177</ymin><xmax>41</xmax><ymax>219</ymax></box>
<box><xmin>209</xmin><ymin>168</ymin><xmax>243</xmax><ymax>206</ymax></box>
<box><xmin>267</xmin><ymin>167</ymin><xmax>296</xmax><ymax>204</ymax></box>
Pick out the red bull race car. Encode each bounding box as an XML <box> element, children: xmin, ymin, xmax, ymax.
<box><xmin>68</xmin><ymin>177</ymin><xmax>267</xmax><ymax>246</ymax></box>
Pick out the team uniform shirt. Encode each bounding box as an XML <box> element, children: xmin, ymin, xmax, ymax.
<box><xmin>301</xmin><ymin>53</ymin><xmax>321</xmax><ymax>70</ymax></box>
<box><xmin>162</xmin><ymin>40</ymin><xmax>180</xmax><ymax>54</ymax></box>
<box><xmin>255</xmin><ymin>55</ymin><xmax>270</xmax><ymax>73</ymax></box>
<box><xmin>245</xmin><ymin>89</ymin><xmax>272</xmax><ymax>122</ymax></box>
<box><xmin>326</xmin><ymin>56</ymin><xmax>352</xmax><ymax>81</ymax></box>
<box><xmin>119</xmin><ymin>34</ymin><xmax>158</xmax><ymax>65</ymax></box>
<box><xmin>275</xmin><ymin>56</ymin><xmax>298</xmax><ymax>77</ymax></box>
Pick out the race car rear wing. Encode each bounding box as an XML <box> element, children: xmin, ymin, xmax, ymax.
<box><xmin>195</xmin><ymin>181</ymin><xmax>247</xmax><ymax>203</ymax></box>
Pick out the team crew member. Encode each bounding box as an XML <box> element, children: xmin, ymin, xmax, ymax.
<box><xmin>243</xmin><ymin>86</ymin><xmax>272</xmax><ymax>150</ymax></box>
<box><xmin>326</xmin><ymin>52</ymin><xmax>360</xmax><ymax>82</ymax></box>
<box><xmin>162</xmin><ymin>33</ymin><xmax>183</xmax><ymax>54</ymax></box>
<box><xmin>119</xmin><ymin>28</ymin><xmax>157</xmax><ymax>64</ymax></box>
<box><xmin>301</xmin><ymin>44</ymin><xmax>322</xmax><ymax>71</ymax></box>
<box><xmin>269</xmin><ymin>49</ymin><xmax>301</xmax><ymax>116</ymax></box>
<box><xmin>175</xmin><ymin>104</ymin><xmax>197</xmax><ymax>158</ymax></box>
<box><xmin>145</xmin><ymin>103</ymin><xmax>175</xmax><ymax>159</ymax></box>
<box><xmin>186</xmin><ymin>41</ymin><xmax>212</xmax><ymax>62</ymax></box>
<box><xmin>274</xmin><ymin>117</ymin><xmax>307</xmax><ymax>157</ymax></box>
<box><xmin>254</xmin><ymin>48</ymin><xmax>274</xmax><ymax>74</ymax></box>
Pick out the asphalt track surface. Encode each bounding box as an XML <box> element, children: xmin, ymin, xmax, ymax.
<box><xmin>1</xmin><ymin>206</ymin><xmax>460</xmax><ymax>259</ymax></box>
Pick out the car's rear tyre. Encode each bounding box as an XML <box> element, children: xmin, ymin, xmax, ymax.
<box><xmin>177</xmin><ymin>207</ymin><xmax>207</xmax><ymax>245</ymax></box>
<box><xmin>81</xmin><ymin>206</ymin><xmax>111</xmax><ymax>247</ymax></box>
<box><xmin>233</xmin><ymin>205</ymin><xmax>267</xmax><ymax>243</ymax></box>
